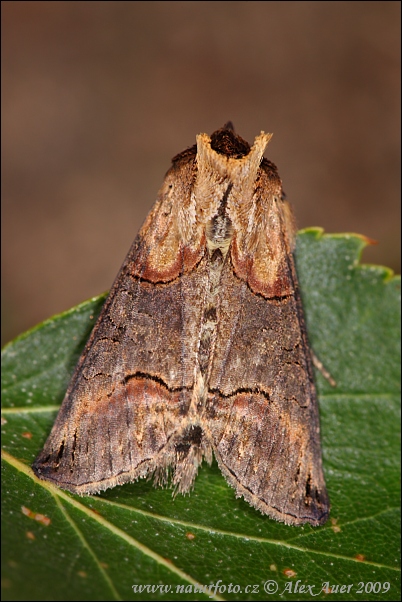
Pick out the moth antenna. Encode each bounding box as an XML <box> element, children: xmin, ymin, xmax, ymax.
<box><xmin>223</xmin><ymin>121</ymin><xmax>235</xmax><ymax>131</ymax></box>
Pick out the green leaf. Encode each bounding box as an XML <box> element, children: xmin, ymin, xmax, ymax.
<box><xmin>2</xmin><ymin>229</ymin><xmax>400</xmax><ymax>601</ymax></box>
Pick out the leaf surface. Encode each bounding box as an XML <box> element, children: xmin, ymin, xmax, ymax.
<box><xmin>2</xmin><ymin>230</ymin><xmax>400</xmax><ymax>601</ymax></box>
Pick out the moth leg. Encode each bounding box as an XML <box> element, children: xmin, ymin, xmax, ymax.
<box><xmin>311</xmin><ymin>351</ymin><xmax>336</xmax><ymax>387</ymax></box>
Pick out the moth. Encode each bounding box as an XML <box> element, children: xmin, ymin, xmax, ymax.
<box><xmin>33</xmin><ymin>123</ymin><xmax>330</xmax><ymax>526</ymax></box>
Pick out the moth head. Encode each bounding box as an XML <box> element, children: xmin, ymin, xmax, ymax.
<box><xmin>196</xmin><ymin>128</ymin><xmax>272</xmax><ymax>183</ymax></box>
<box><xmin>192</xmin><ymin>127</ymin><xmax>277</xmax><ymax>237</ymax></box>
<box><xmin>153</xmin><ymin>126</ymin><xmax>284</xmax><ymax>261</ymax></box>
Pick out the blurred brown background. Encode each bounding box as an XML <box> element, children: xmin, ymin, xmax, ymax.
<box><xmin>2</xmin><ymin>1</ymin><xmax>400</xmax><ymax>345</ymax></box>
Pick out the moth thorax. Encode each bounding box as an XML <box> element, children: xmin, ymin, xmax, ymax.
<box><xmin>206</xmin><ymin>211</ymin><xmax>233</xmax><ymax>257</ymax></box>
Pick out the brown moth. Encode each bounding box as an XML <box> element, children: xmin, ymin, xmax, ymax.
<box><xmin>33</xmin><ymin>123</ymin><xmax>329</xmax><ymax>526</ymax></box>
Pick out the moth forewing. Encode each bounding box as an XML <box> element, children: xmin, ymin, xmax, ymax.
<box><xmin>33</xmin><ymin>124</ymin><xmax>329</xmax><ymax>526</ymax></box>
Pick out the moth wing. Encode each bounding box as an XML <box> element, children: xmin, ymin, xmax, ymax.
<box><xmin>205</xmin><ymin>195</ymin><xmax>329</xmax><ymax>526</ymax></box>
<box><xmin>33</xmin><ymin>155</ymin><xmax>208</xmax><ymax>494</ymax></box>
